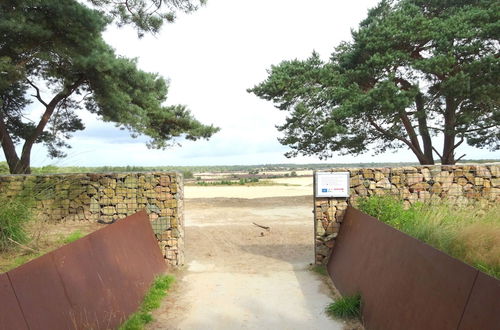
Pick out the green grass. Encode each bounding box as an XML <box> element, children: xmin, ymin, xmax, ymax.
<box><xmin>9</xmin><ymin>253</ymin><xmax>42</xmax><ymax>270</ymax></box>
<box><xmin>60</xmin><ymin>230</ymin><xmax>85</xmax><ymax>244</ymax></box>
<box><xmin>357</xmin><ymin>196</ymin><xmax>500</xmax><ymax>279</ymax></box>
<box><xmin>311</xmin><ymin>265</ymin><xmax>328</xmax><ymax>276</ymax></box>
<box><xmin>326</xmin><ymin>294</ymin><xmax>361</xmax><ymax>320</ymax></box>
<box><xmin>120</xmin><ymin>275</ymin><xmax>175</xmax><ymax>330</ymax></box>
<box><xmin>0</xmin><ymin>196</ymin><xmax>33</xmax><ymax>251</ymax></box>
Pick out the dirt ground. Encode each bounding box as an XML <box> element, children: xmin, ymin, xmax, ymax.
<box><xmin>148</xmin><ymin>193</ymin><xmax>362</xmax><ymax>330</ymax></box>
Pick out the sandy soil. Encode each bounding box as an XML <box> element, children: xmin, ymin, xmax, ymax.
<box><xmin>147</xmin><ymin>196</ymin><xmax>357</xmax><ymax>330</ymax></box>
<box><xmin>184</xmin><ymin>177</ymin><xmax>313</xmax><ymax>199</ymax></box>
<box><xmin>267</xmin><ymin>176</ymin><xmax>313</xmax><ymax>186</ymax></box>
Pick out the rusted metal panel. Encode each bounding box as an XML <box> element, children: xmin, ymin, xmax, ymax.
<box><xmin>327</xmin><ymin>206</ymin><xmax>478</xmax><ymax>330</ymax></box>
<box><xmin>458</xmin><ymin>272</ymin><xmax>500</xmax><ymax>330</ymax></box>
<box><xmin>0</xmin><ymin>273</ymin><xmax>28</xmax><ymax>330</ymax></box>
<box><xmin>5</xmin><ymin>210</ymin><xmax>166</xmax><ymax>330</ymax></box>
<box><xmin>7</xmin><ymin>253</ymin><xmax>76</xmax><ymax>330</ymax></box>
<box><xmin>51</xmin><ymin>236</ymin><xmax>125</xmax><ymax>329</ymax></box>
<box><xmin>85</xmin><ymin>210</ymin><xmax>167</xmax><ymax>325</ymax></box>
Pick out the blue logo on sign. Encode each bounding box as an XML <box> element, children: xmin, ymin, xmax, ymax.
<box><xmin>322</xmin><ymin>188</ymin><xmax>328</xmax><ymax>193</ymax></box>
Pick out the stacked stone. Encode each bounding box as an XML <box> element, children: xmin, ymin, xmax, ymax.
<box><xmin>0</xmin><ymin>172</ymin><xmax>184</xmax><ymax>266</ymax></box>
<box><xmin>315</xmin><ymin>164</ymin><xmax>500</xmax><ymax>264</ymax></box>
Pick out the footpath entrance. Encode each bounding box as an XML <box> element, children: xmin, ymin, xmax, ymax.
<box><xmin>147</xmin><ymin>185</ymin><xmax>345</xmax><ymax>329</ymax></box>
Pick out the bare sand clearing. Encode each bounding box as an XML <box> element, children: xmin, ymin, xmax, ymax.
<box><xmin>184</xmin><ymin>176</ymin><xmax>313</xmax><ymax>199</ymax></box>
<box><xmin>267</xmin><ymin>176</ymin><xmax>313</xmax><ymax>186</ymax></box>
<box><xmin>148</xmin><ymin>195</ymin><xmax>350</xmax><ymax>330</ymax></box>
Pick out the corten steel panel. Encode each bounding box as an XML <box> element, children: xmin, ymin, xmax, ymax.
<box><xmin>51</xmin><ymin>236</ymin><xmax>125</xmax><ymax>329</ymax></box>
<box><xmin>7</xmin><ymin>252</ymin><xmax>76</xmax><ymax>330</ymax></box>
<box><xmin>458</xmin><ymin>272</ymin><xmax>500</xmax><ymax>330</ymax></box>
<box><xmin>6</xmin><ymin>210</ymin><xmax>166</xmax><ymax>330</ymax></box>
<box><xmin>327</xmin><ymin>206</ymin><xmax>478</xmax><ymax>330</ymax></box>
<box><xmin>85</xmin><ymin>210</ymin><xmax>167</xmax><ymax>328</ymax></box>
<box><xmin>0</xmin><ymin>273</ymin><xmax>28</xmax><ymax>330</ymax></box>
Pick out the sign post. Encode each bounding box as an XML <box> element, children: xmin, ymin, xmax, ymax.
<box><xmin>315</xmin><ymin>172</ymin><xmax>350</xmax><ymax>198</ymax></box>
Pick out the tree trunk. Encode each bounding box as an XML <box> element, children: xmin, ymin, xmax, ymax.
<box><xmin>441</xmin><ymin>96</ymin><xmax>457</xmax><ymax>165</ymax></box>
<box><xmin>0</xmin><ymin>114</ymin><xmax>30</xmax><ymax>174</ymax></box>
<box><xmin>399</xmin><ymin>113</ymin><xmax>435</xmax><ymax>165</ymax></box>
<box><xmin>415</xmin><ymin>93</ymin><xmax>434</xmax><ymax>164</ymax></box>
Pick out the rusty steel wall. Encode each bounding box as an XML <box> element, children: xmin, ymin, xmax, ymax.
<box><xmin>327</xmin><ymin>206</ymin><xmax>500</xmax><ymax>330</ymax></box>
<box><xmin>0</xmin><ymin>210</ymin><xmax>166</xmax><ymax>330</ymax></box>
<box><xmin>458</xmin><ymin>272</ymin><xmax>500</xmax><ymax>330</ymax></box>
<box><xmin>0</xmin><ymin>273</ymin><xmax>28</xmax><ymax>330</ymax></box>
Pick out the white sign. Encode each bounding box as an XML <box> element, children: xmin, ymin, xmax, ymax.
<box><xmin>315</xmin><ymin>172</ymin><xmax>350</xmax><ymax>197</ymax></box>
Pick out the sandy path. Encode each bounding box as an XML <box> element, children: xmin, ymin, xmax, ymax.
<box><xmin>147</xmin><ymin>196</ymin><xmax>344</xmax><ymax>330</ymax></box>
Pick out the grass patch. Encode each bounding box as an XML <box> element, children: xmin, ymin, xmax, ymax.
<box><xmin>60</xmin><ymin>230</ymin><xmax>85</xmax><ymax>244</ymax></box>
<box><xmin>0</xmin><ymin>196</ymin><xmax>33</xmax><ymax>251</ymax></box>
<box><xmin>311</xmin><ymin>265</ymin><xmax>328</xmax><ymax>276</ymax></box>
<box><xmin>120</xmin><ymin>275</ymin><xmax>175</xmax><ymax>330</ymax></box>
<box><xmin>326</xmin><ymin>294</ymin><xmax>361</xmax><ymax>320</ymax></box>
<box><xmin>357</xmin><ymin>196</ymin><xmax>500</xmax><ymax>279</ymax></box>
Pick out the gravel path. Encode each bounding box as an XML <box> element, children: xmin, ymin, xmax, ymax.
<box><xmin>147</xmin><ymin>196</ymin><xmax>345</xmax><ymax>330</ymax></box>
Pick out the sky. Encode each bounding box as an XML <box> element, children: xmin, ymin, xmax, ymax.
<box><xmin>12</xmin><ymin>0</ymin><xmax>500</xmax><ymax>167</ymax></box>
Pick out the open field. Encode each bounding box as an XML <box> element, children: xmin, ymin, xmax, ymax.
<box><xmin>184</xmin><ymin>176</ymin><xmax>313</xmax><ymax>198</ymax></box>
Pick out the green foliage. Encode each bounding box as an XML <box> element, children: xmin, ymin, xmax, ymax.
<box><xmin>0</xmin><ymin>162</ymin><xmax>10</xmax><ymax>175</ymax></box>
<box><xmin>326</xmin><ymin>294</ymin><xmax>361</xmax><ymax>320</ymax></box>
<box><xmin>32</xmin><ymin>166</ymin><xmax>60</xmax><ymax>175</ymax></box>
<box><xmin>89</xmin><ymin>0</ymin><xmax>206</xmax><ymax>37</ymax></box>
<box><xmin>249</xmin><ymin>0</ymin><xmax>500</xmax><ymax>165</ymax></box>
<box><xmin>120</xmin><ymin>275</ymin><xmax>175</xmax><ymax>330</ymax></box>
<box><xmin>358</xmin><ymin>196</ymin><xmax>500</xmax><ymax>279</ymax></box>
<box><xmin>0</xmin><ymin>0</ymin><xmax>218</xmax><ymax>174</ymax></box>
<box><xmin>0</xmin><ymin>196</ymin><xmax>33</xmax><ymax>251</ymax></box>
<box><xmin>181</xmin><ymin>170</ymin><xmax>194</xmax><ymax>179</ymax></box>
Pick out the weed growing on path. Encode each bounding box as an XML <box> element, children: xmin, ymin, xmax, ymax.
<box><xmin>326</xmin><ymin>294</ymin><xmax>361</xmax><ymax>320</ymax></box>
<box><xmin>310</xmin><ymin>265</ymin><xmax>328</xmax><ymax>276</ymax></box>
<box><xmin>120</xmin><ymin>275</ymin><xmax>175</xmax><ymax>330</ymax></box>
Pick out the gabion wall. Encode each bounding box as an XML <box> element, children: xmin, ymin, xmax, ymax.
<box><xmin>0</xmin><ymin>172</ymin><xmax>184</xmax><ymax>266</ymax></box>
